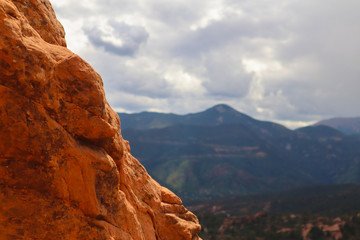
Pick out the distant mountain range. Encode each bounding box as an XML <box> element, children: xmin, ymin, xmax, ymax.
<box><xmin>119</xmin><ymin>104</ymin><xmax>278</xmax><ymax>130</ymax></box>
<box><xmin>118</xmin><ymin>104</ymin><xmax>360</xmax><ymax>200</ymax></box>
<box><xmin>315</xmin><ymin>117</ymin><xmax>360</xmax><ymax>135</ymax></box>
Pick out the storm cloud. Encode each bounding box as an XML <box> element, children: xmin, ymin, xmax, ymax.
<box><xmin>52</xmin><ymin>0</ymin><xmax>360</xmax><ymax>128</ymax></box>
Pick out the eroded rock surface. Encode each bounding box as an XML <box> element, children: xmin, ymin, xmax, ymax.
<box><xmin>0</xmin><ymin>0</ymin><xmax>201</xmax><ymax>239</ymax></box>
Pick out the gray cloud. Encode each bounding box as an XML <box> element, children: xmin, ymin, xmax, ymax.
<box><xmin>83</xmin><ymin>21</ymin><xmax>149</xmax><ymax>56</ymax></box>
<box><xmin>52</xmin><ymin>0</ymin><xmax>360</xmax><ymax>128</ymax></box>
<box><xmin>202</xmin><ymin>54</ymin><xmax>253</xmax><ymax>98</ymax></box>
<box><xmin>78</xmin><ymin>50</ymin><xmax>175</xmax><ymax>99</ymax></box>
<box><xmin>172</xmin><ymin>16</ymin><xmax>286</xmax><ymax>58</ymax></box>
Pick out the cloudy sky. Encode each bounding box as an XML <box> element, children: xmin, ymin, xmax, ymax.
<box><xmin>52</xmin><ymin>0</ymin><xmax>360</xmax><ymax>129</ymax></box>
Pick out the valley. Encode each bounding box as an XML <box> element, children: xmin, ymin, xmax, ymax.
<box><xmin>119</xmin><ymin>104</ymin><xmax>360</xmax><ymax>201</ymax></box>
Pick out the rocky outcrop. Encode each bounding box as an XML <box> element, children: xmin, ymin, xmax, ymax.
<box><xmin>0</xmin><ymin>0</ymin><xmax>201</xmax><ymax>239</ymax></box>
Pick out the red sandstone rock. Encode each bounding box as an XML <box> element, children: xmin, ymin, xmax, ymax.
<box><xmin>0</xmin><ymin>0</ymin><xmax>201</xmax><ymax>239</ymax></box>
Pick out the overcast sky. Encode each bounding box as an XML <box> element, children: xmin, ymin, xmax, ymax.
<box><xmin>52</xmin><ymin>0</ymin><xmax>360</xmax><ymax>129</ymax></box>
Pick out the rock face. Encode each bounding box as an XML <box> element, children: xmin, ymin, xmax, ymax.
<box><xmin>0</xmin><ymin>0</ymin><xmax>201</xmax><ymax>239</ymax></box>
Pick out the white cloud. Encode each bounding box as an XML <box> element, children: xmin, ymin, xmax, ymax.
<box><xmin>52</xmin><ymin>0</ymin><xmax>360</xmax><ymax>129</ymax></box>
<box><xmin>190</xmin><ymin>0</ymin><xmax>225</xmax><ymax>31</ymax></box>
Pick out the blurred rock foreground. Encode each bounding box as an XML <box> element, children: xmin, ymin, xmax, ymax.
<box><xmin>0</xmin><ymin>0</ymin><xmax>201</xmax><ymax>239</ymax></box>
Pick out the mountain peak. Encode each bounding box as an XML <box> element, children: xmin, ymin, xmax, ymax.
<box><xmin>315</xmin><ymin>117</ymin><xmax>360</xmax><ymax>135</ymax></box>
<box><xmin>118</xmin><ymin>104</ymin><xmax>259</xmax><ymax>129</ymax></box>
<box><xmin>209</xmin><ymin>104</ymin><xmax>237</xmax><ymax>113</ymax></box>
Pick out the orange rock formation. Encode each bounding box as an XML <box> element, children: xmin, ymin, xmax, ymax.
<box><xmin>0</xmin><ymin>0</ymin><xmax>201</xmax><ymax>239</ymax></box>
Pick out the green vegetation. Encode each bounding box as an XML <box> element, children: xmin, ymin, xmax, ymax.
<box><xmin>188</xmin><ymin>184</ymin><xmax>360</xmax><ymax>239</ymax></box>
<box><xmin>196</xmin><ymin>212</ymin><xmax>360</xmax><ymax>240</ymax></box>
<box><xmin>187</xmin><ymin>184</ymin><xmax>360</xmax><ymax>216</ymax></box>
<box><xmin>119</xmin><ymin>104</ymin><xmax>360</xmax><ymax>201</ymax></box>
<box><xmin>341</xmin><ymin>215</ymin><xmax>360</xmax><ymax>240</ymax></box>
<box><xmin>119</xmin><ymin>105</ymin><xmax>360</xmax><ymax>239</ymax></box>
